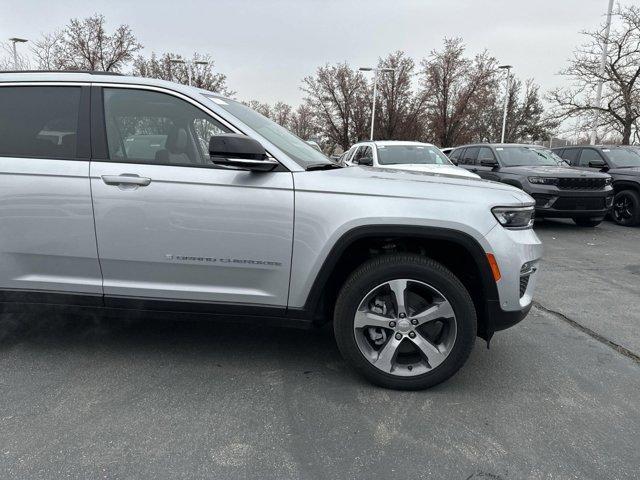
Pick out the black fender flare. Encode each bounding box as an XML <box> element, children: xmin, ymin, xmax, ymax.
<box><xmin>293</xmin><ymin>225</ymin><xmax>500</xmax><ymax>337</ymax></box>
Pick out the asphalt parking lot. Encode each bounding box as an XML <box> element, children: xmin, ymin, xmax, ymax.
<box><xmin>0</xmin><ymin>220</ymin><xmax>638</xmax><ymax>480</ymax></box>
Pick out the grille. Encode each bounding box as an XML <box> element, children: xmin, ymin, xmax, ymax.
<box><xmin>553</xmin><ymin>197</ymin><xmax>605</xmax><ymax>210</ymax></box>
<box><xmin>519</xmin><ymin>275</ymin><xmax>530</xmax><ymax>298</ymax></box>
<box><xmin>558</xmin><ymin>177</ymin><xmax>606</xmax><ymax>190</ymax></box>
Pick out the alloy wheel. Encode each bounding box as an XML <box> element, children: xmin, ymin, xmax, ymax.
<box><xmin>353</xmin><ymin>278</ymin><xmax>457</xmax><ymax>377</ymax></box>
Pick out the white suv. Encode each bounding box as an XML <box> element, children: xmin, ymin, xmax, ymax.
<box><xmin>0</xmin><ymin>72</ymin><xmax>542</xmax><ymax>390</ymax></box>
<box><xmin>342</xmin><ymin>141</ymin><xmax>480</xmax><ymax>179</ymax></box>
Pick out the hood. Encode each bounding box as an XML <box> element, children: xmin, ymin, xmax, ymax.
<box><xmin>500</xmin><ymin>165</ymin><xmax>610</xmax><ymax>178</ymax></box>
<box><xmin>609</xmin><ymin>166</ymin><xmax>640</xmax><ymax>177</ymax></box>
<box><xmin>380</xmin><ymin>163</ymin><xmax>480</xmax><ymax>179</ymax></box>
<box><xmin>294</xmin><ymin>166</ymin><xmax>532</xmax><ymax>206</ymax></box>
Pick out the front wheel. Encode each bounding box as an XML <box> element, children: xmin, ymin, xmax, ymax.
<box><xmin>333</xmin><ymin>254</ymin><xmax>477</xmax><ymax>390</ymax></box>
<box><xmin>611</xmin><ymin>190</ymin><xmax>640</xmax><ymax>226</ymax></box>
<box><xmin>572</xmin><ymin>217</ymin><xmax>603</xmax><ymax>227</ymax></box>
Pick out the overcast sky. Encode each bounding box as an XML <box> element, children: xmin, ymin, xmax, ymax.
<box><xmin>1</xmin><ymin>0</ymin><xmax>615</xmax><ymax>105</ymax></box>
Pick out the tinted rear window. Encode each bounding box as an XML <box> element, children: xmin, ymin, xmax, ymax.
<box><xmin>0</xmin><ymin>86</ymin><xmax>81</xmax><ymax>159</ymax></box>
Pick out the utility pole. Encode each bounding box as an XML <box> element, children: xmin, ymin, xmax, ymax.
<box><xmin>590</xmin><ymin>0</ymin><xmax>615</xmax><ymax>145</ymax></box>
<box><xmin>8</xmin><ymin>38</ymin><xmax>28</xmax><ymax>70</ymax></box>
<box><xmin>359</xmin><ymin>67</ymin><xmax>395</xmax><ymax>140</ymax></box>
<box><xmin>498</xmin><ymin>65</ymin><xmax>512</xmax><ymax>143</ymax></box>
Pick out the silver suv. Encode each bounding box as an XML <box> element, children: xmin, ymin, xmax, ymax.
<box><xmin>0</xmin><ymin>72</ymin><xmax>542</xmax><ymax>389</ymax></box>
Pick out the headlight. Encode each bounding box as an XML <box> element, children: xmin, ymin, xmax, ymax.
<box><xmin>528</xmin><ymin>176</ymin><xmax>559</xmax><ymax>185</ymax></box>
<box><xmin>604</xmin><ymin>177</ymin><xmax>612</xmax><ymax>186</ymax></box>
<box><xmin>492</xmin><ymin>206</ymin><xmax>535</xmax><ymax>229</ymax></box>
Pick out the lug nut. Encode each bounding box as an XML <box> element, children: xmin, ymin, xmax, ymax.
<box><xmin>411</xmin><ymin>319</ymin><xmax>418</xmax><ymax>325</ymax></box>
<box><xmin>395</xmin><ymin>333</ymin><xmax>402</xmax><ymax>340</ymax></box>
<box><xmin>399</xmin><ymin>313</ymin><xmax>406</xmax><ymax>319</ymax></box>
<box><xmin>389</xmin><ymin>321</ymin><xmax>396</xmax><ymax>328</ymax></box>
<box><xmin>409</xmin><ymin>331</ymin><xmax>416</xmax><ymax>339</ymax></box>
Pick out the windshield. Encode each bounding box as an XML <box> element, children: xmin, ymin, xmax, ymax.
<box><xmin>602</xmin><ymin>147</ymin><xmax>640</xmax><ymax>167</ymax></box>
<box><xmin>496</xmin><ymin>146</ymin><xmax>558</xmax><ymax>167</ymax></box>
<box><xmin>377</xmin><ymin>144</ymin><xmax>452</xmax><ymax>165</ymax></box>
<box><xmin>531</xmin><ymin>148</ymin><xmax>567</xmax><ymax>166</ymax></box>
<box><xmin>203</xmin><ymin>95</ymin><xmax>332</xmax><ymax>168</ymax></box>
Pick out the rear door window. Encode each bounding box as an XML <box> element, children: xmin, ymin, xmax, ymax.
<box><xmin>0</xmin><ymin>86</ymin><xmax>82</xmax><ymax>159</ymax></box>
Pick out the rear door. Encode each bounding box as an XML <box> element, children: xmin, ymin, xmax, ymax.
<box><xmin>0</xmin><ymin>84</ymin><xmax>102</xmax><ymax>300</ymax></box>
<box><xmin>89</xmin><ymin>86</ymin><xmax>294</xmax><ymax>307</ymax></box>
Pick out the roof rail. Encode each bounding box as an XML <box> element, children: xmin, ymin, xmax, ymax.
<box><xmin>0</xmin><ymin>70</ymin><xmax>123</xmax><ymax>76</ymax></box>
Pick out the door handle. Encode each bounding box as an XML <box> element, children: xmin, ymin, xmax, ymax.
<box><xmin>101</xmin><ymin>174</ymin><xmax>151</xmax><ymax>187</ymax></box>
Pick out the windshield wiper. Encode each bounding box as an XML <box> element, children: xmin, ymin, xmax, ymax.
<box><xmin>306</xmin><ymin>163</ymin><xmax>342</xmax><ymax>171</ymax></box>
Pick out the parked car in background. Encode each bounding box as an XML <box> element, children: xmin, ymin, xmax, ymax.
<box><xmin>440</xmin><ymin>147</ymin><xmax>454</xmax><ymax>157</ymax></box>
<box><xmin>552</xmin><ymin>145</ymin><xmax>640</xmax><ymax>226</ymax></box>
<box><xmin>0</xmin><ymin>71</ymin><xmax>542</xmax><ymax>390</ymax></box>
<box><xmin>341</xmin><ymin>141</ymin><xmax>480</xmax><ymax>179</ymax></box>
<box><xmin>450</xmin><ymin>143</ymin><xmax>613</xmax><ymax>227</ymax></box>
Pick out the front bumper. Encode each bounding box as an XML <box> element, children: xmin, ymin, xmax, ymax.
<box><xmin>480</xmin><ymin>224</ymin><xmax>542</xmax><ymax>338</ymax></box>
<box><xmin>528</xmin><ymin>185</ymin><xmax>613</xmax><ymax>219</ymax></box>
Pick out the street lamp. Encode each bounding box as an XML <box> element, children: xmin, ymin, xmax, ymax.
<box><xmin>169</xmin><ymin>58</ymin><xmax>210</xmax><ymax>86</ymax></box>
<box><xmin>498</xmin><ymin>65</ymin><xmax>513</xmax><ymax>143</ymax></box>
<box><xmin>359</xmin><ymin>66</ymin><xmax>395</xmax><ymax>140</ymax></box>
<box><xmin>590</xmin><ymin>0</ymin><xmax>615</xmax><ymax>145</ymax></box>
<box><xmin>8</xmin><ymin>37</ymin><xmax>28</xmax><ymax>70</ymax></box>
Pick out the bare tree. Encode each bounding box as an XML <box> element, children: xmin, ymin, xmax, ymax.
<box><xmin>474</xmin><ymin>77</ymin><xmax>556</xmax><ymax>143</ymax></box>
<box><xmin>289</xmin><ymin>104</ymin><xmax>320</xmax><ymax>140</ymax></box>
<box><xmin>374</xmin><ymin>51</ymin><xmax>426</xmax><ymax>140</ymax></box>
<box><xmin>420</xmin><ymin>38</ymin><xmax>498</xmax><ymax>147</ymax></box>
<box><xmin>32</xmin><ymin>15</ymin><xmax>141</xmax><ymax>72</ymax></box>
<box><xmin>549</xmin><ymin>5</ymin><xmax>640</xmax><ymax>144</ymax></box>
<box><xmin>243</xmin><ymin>100</ymin><xmax>273</xmax><ymax>118</ymax></box>
<box><xmin>302</xmin><ymin>63</ymin><xmax>370</xmax><ymax>150</ymax></box>
<box><xmin>132</xmin><ymin>52</ymin><xmax>233</xmax><ymax>94</ymax></box>
<box><xmin>271</xmin><ymin>101</ymin><xmax>293</xmax><ymax>127</ymax></box>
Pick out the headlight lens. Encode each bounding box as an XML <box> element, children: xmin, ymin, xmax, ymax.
<box><xmin>492</xmin><ymin>206</ymin><xmax>535</xmax><ymax>229</ymax></box>
<box><xmin>604</xmin><ymin>177</ymin><xmax>612</xmax><ymax>186</ymax></box>
<box><xmin>528</xmin><ymin>176</ymin><xmax>559</xmax><ymax>185</ymax></box>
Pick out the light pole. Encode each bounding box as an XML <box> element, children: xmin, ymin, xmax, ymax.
<box><xmin>498</xmin><ymin>65</ymin><xmax>512</xmax><ymax>143</ymax></box>
<box><xmin>8</xmin><ymin>38</ymin><xmax>28</xmax><ymax>70</ymax></box>
<box><xmin>169</xmin><ymin>58</ymin><xmax>210</xmax><ymax>86</ymax></box>
<box><xmin>590</xmin><ymin>0</ymin><xmax>615</xmax><ymax>145</ymax></box>
<box><xmin>359</xmin><ymin>67</ymin><xmax>395</xmax><ymax>140</ymax></box>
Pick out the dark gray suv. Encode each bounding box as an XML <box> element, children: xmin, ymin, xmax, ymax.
<box><xmin>450</xmin><ymin>144</ymin><xmax>613</xmax><ymax>227</ymax></box>
<box><xmin>552</xmin><ymin>145</ymin><xmax>640</xmax><ymax>226</ymax></box>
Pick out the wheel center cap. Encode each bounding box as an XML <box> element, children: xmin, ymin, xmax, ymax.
<box><xmin>397</xmin><ymin>318</ymin><xmax>412</xmax><ymax>333</ymax></box>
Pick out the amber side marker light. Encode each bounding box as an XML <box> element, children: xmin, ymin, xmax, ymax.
<box><xmin>486</xmin><ymin>253</ymin><xmax>502</xmax><ymax>282</ymax></box>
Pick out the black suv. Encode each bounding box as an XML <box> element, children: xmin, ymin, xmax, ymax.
<box><xmin>552</xmin><ymin>145</ymin><xmax>640</xmax><ymax>226</ymax></box>
<box><xmin>450</xmin><ymin>144</ymin><xmax>613</xmax><ymax>227</ymax></box>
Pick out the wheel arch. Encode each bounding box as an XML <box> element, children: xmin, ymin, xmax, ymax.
<box><xmin>612</xmin><ymin>180</ymin><xmax>640</xmax><ymax>194</ymax></box>
<box><xmin>296</xmin><ymin>225</ymin><xmax>500</xmax><ymax>340</ymax></box>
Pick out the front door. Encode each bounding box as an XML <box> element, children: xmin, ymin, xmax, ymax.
<box><xmin>90</xmin><ymin>87</ymin><xmax>294</xmax><ymax>307</ymax></box>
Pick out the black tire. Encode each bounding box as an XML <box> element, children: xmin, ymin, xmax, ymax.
<box><xmin>611</xmin><ymin>190</ymin><xmax>640</xmax><ymax>226</ymax></box>
<box><xmin>572</xmin><ymin>217</ymin><xmax>603</xmax><ymax>227</ymax></box>
<box><xmin>333</xmin><ymin>254</ymin><xmax>477</xmax><ymax>390</ymax></box>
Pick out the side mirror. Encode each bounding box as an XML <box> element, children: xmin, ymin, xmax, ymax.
<box><xmin>588</xmin><ymin>159</ymin><xmax>607</xmax><ymax>170</ymax></box>
<box><xmin>359</xmin><ymin>157</ymin><xmax>373</xmax><ymax>166</ymax></box>
<box><xmin>450</xmin><ymin>158</ymin><xmax>459</xmax><ymax>166</ymax></box>
<box><xmin>480</xmin><ymin>159</ymin><xmax>499</xmax><ymax>168</ymax></box>
<box><xmin>209</xmin><ymin>134</ymin><xmax>277</xmax><ymax>172</ymax></box>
